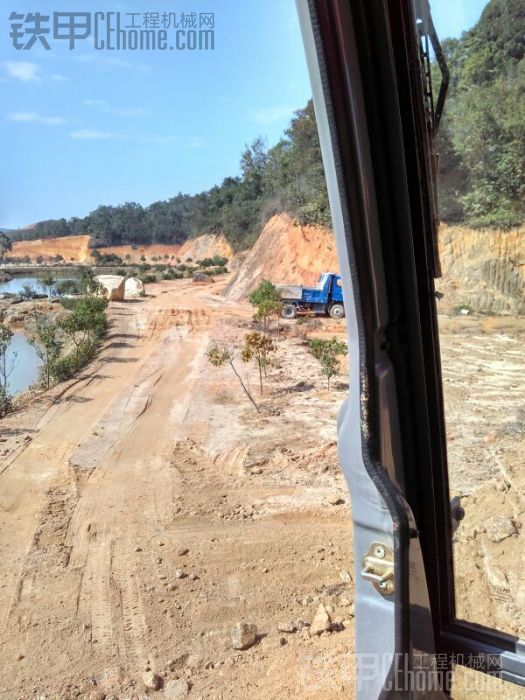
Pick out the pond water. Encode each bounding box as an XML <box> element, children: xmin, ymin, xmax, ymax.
<box><xmin>0</xmin><ymin>275</ymin><xmax>62</xmax><ymax>296</ymax></box>
<box><xmin>1</xmin><ymin>275</ymin><xmax>82</xmax><ymax>395</ymax></box>
<box><xmin>5</xmin><ymin>333</ymin><xmax>41</xmax><ymax>395</ymax></box>
<box><xmin>0</xmin><ymin>276</ymin><xmax>65</xmax><ymax>395</ymax></box>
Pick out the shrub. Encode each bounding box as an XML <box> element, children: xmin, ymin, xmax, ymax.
<box><xmin>139</xmin><ymin>274</ymin><xmax>157</xmax><ymax>284</ymax></box>
<box><xmin>308</xmin><ymin>337</ymin><xmax>347</xmax><ymax>389</ymax></box>
<box><xmin>51</xmin><ymin>339</ymin><xmax>98</xmax><ymax>382</ymax></box>
<box><xmin>0</xmin><ymin>324</ymin><xmax>15</xmax><ymax>417</ymax></box>
<box><xmin>55</xmin><ymin>279</ymin><xmax>81</xmax><ymax>296</ymax></box>
<box><xmin>29</xmin><ymin>316</ymin><xmax>63</xmax><ymax>389</ymax></box>
<box><xmin>19</xmin><ymin>283</ymin><xmax>37</xmax><ymax>300</ymax></box>
<box><xmin>51</xmin><ymin>296</ymin><xmax>108</xmax><ymax>382</ymax></box>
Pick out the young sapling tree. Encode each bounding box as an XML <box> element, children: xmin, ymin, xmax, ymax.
<box><xmin>241</xmin><ymin>331</ymin><xmax>276</xmax><ymax>395</ymax></box>
<box><xmin>207</xmin><ymin>341</ymin><xmax>260</xmax><ymax>412</ymax></box>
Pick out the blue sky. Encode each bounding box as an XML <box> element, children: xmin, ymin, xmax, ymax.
<box><xmin>0</xmin><ymin>0</ymin><xmax>485</xmax><ymax>229</ymax></box>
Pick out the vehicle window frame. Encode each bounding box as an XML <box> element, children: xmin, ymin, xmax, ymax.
<box><xmin>301</xmin><ymin>0</ymin><xmax>525</xmax><ymax>689</ymax></box>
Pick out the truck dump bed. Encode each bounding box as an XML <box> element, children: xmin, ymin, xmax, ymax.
<box><xmin>276</xmin><ymin>284</ymin><xmax>303</xmax><ymax>300</ymax></box>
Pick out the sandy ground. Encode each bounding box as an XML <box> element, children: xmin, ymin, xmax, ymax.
<box><xmin>0</xmin><ymin>279</ymin><xmax>523</xmax><ymax>699</ymax></box>
<box><xmin>439</xmin><ymin>315</ymin><xmax>525</xmax><ymax>640</ymax></box>
<box><xmin>0</xmin><ymin>279</ymin><xmax>355</xmax><ymax>700</ymax></box>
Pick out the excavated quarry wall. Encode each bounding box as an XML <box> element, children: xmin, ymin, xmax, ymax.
<box><xmin>225</xmin><ymin>214</ymin><xmax>339</xmax><ymax>301</ymax></box>
<box><xmin>9</xmin><ymin>219</ymin><xmax>524</xmax><ymax>316</ymax></box>
<box><xmin>11</xmin><ymin>235</ymin><xmax>92</xmax><ymax>263</ymax></box>
<box><xmin>178</xmin><ymin>234</ymin><xmax>233</xmax><ymax>262</ymax></box>
<box><xmin>9</xmin><ymin>233</ymin><xmax>233</xmax><ymax>266</ymax></box>
<box><xmin>225</xmin><ymin>216</ymin><xmax>524</xmax><ymax>316</ymax></box>
<box><xmin>438</xmin><ymin>225</ymin><xmax>525</xmax><ymax>315</ymax></box>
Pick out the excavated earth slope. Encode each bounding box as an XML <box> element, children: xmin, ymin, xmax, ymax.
<box><xmin>225</xmin><ymin>214</ymin><xmax>339</xmax><ymax>300</ymax></box>
<box><xmin>9</xmin><ymin>220</ymin><xmax>524</xmax><ymax>317</ymax></box>
<box><xmin>96</xmin><ymin>243</ymin><xmax>181</xmax><ymax>263</ymax></box>
<box><xmin>225</xmin><ymin>217</ymin><xmax>524</xmax><ymax>317</ymax></box>
<box><xmin>9</xmin><ymin>233</ymin><xmax>232</xmax><ymax>266</ymax></box>
<box><xmin>438</xmin><ymin>225</ymin><xmax>525</xmax><ymax>315</ymax></box>
<box><xmin>11</xmin><ymin>235</ymin><xmax>92</xmax><ymax>263</ymax></box>
<box><xmin>178</xmin><ymin>233</ymin><xmax>233</xmax><ymax>262</ymax></box>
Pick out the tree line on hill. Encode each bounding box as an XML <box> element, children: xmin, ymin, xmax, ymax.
<box><xmin>10</xmin><ymin>101</ymin><xmax>329</xmax><ymax>253</ymax></box>
<box><xmin>8</xmin><ymin>0</ymin><xmax>524</xmax><ymax>251</ymax></box>
<box><xmin>434</xmin><ymin>0</ymin><xmax>524</xmax><ymax>227</ymax></box>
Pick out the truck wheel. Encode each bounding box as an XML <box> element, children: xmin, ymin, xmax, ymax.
<box><xmin>329</xmin><ymin>303</ymin><xmax>345</xmax><ymax>319</ymax></box>
<box><xmin>282</xmin><ymin>304</ymin><xmax>297</xmax><ymax>319</ymax></box>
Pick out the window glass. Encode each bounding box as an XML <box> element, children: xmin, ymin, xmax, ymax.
<box><xmin>432</xmin><ymin>0</ymin><xmax>525</xmax><ymax>638</ymax></box>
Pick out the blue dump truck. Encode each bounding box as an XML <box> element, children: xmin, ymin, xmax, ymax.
<box><xmin>277</xmin><ymin>272</ymin><xmax>345</xmax><ymax>319</ymax></box>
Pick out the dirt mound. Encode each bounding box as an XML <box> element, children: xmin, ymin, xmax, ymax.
<box><xmin>11</xmin><ymin>235</ymin><xmax>91</xmax><ymax>263</ymax></box>
<box><xmin>97</xmin><ymin>243</ymin><xmax>181</xmax><ymax>263</ymax></box>
<box><xmin>225</xmin><ymin>214</ymin><xmax>338</xmax><ymax>300</ymax></box>
<box><xmin>438</xmin><ymin>225</ymin><xmax>525</xmax><ymax>314</ymax></box>
<box><xmin>178</xmin><ymin>233</ymin><xmax>233</xmax><ymax>262</ymax></box>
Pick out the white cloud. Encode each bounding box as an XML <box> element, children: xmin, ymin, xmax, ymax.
<box><xmin>185</xmin><ymin>137</ymin><xmax>205</xmax><ymax>149</ymax></box>
<box><xmin>7</xmin><ymin>111</ymin><xmax>66</xmax><ymax>126</ymax></box>
<box><xmin>51</xmin><ymin>74</ymin><xmax>68</xmax><ymax>82</ymax></box>
<box><xmin>83</xmin><ymin>98</ymin><xmax>107</xmax><ymax>109</ymax></box>
<box><xmin>115</xmin><ymin>107</ymin><xmax>149</xmax><ymax>117</ymax></box>
<box><xmin>70</xmin><ymin>129</ymin><xmax>116</xmax><ymax>141</ymax></box>
<box><xmin>74</xmin><ymin>54</ymin><xmax>151</xmax><ymax>73</ymax></box>
<box><xmin>139</xmin><ymin>135</ymin><xmax>177</xmax><ymax>144</ymax></box>
<box><xmin>252</xmin><ymin>105</ymin><xmax>294</xmax><ymax>125</ymax></box>
<box><xmin>2</xmin><ymin>61</ymin><xmax>42</xmax><ymax>82</ymax></box>
<box><xmin>83</xmin><ymin>99</ymin><xmax>149</xmax><ymax>117</ymax></box>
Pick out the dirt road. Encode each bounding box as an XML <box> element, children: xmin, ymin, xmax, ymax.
<box><xmin>0</xmin><ymin>280</ymin><xmax>355</xmax><ymax>699</ymax></box>
<box><xmin>1</xmin><ymin>279</ymin><xmax>523</xmax><ymax>699</ymax></box>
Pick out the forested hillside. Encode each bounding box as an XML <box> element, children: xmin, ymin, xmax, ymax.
<box><xmin>9</xmin><ymin>0</ymin><xmax>524</xmax><ymax>250</ymax></box>
<box><xmin>436</xmin><ymin>0</ymin><xmax>525</xmax><ymax>226</ymax></box>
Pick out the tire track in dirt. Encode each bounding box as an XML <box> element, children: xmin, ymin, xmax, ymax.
<box><xmin>51</xmin><ymin>300</ymin><xmax>213</xmax><ymax>688</ymax></box>
<box><xmin>0</xmin><ymin>286</ymin><xmax>216</xmax><ymax>695</ymax></box>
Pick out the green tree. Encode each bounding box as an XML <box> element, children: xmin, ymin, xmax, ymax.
<box><xmin>60</xmin><ymin>296</ymin><xmax>107</xmax><ymax>351</ymax></box>
<box><xmin>79</xmin><ymin>267</ymin><xmax>103</xmax><ymax>295</ymax></box>
<box><xmin>0</xmin><ymin>232</ymin><xmax>12</xmax><ymax>260</ymax></box>
<box><xmin>248</xmin><ymin>280</ymin><xmax>283</xmax><ymax>332</ymax></box>
<box><xmin>39</xmin><ymin>273</ymin><xmax>56</xmax><ymax>297</ymax></box>
<box><xmin>0</xmin><ymin>324</ymin><xmax>15</xmax><ymax>417</ymax></box>
<box><xmin>308</xmin><ymin>337</ymin><xmax>347</xmax><ymax>390</ymax></box>
<box><xmin>241</xmin><ymin>332</ymin><xmax>276</xmax><ymax>395</ymax></box>
<box><xmin>434</xmin><ymin>0</ymin><xmax>525</xmax><ymax>226</ymax></box>
<box><xmin>55</xmin><ymin>279</ymin><xmax>81</xmax><ymax>296</ymax></box>
<box><xmin>19</xmin><ymin>284</ymin><xmax>36</xmax><ymax>301</ymax></box>
<box><xmin>241</xmin><ymin>137</ymin><xmax>268</xmax><ymax>200</ymax></box>
<box><xmin>52</xmin><ymin>296</ymin><xmax>108</xmax><ymax>381</ymax></box>
<box><xmin>29</xmin><ymin>316</ymin><xmax>62</xmax><ymax>389</ymax></box>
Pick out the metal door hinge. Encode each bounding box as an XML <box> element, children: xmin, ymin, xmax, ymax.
<box><xmin>361</xmin><ymin>542</ymin><xmax>395</xmax><ymax>595</ymax></box>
